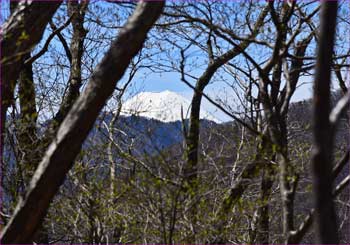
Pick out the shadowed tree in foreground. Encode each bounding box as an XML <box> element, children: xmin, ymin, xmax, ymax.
<box><xmin>0</xmin><ymin>1</ymin><xmax>164</xmax><ymax>243</ymax></box>
<box><xmin>312</xmin><ymin>1</ymin><xmax>341</xmax><ymax>244</ymax></box>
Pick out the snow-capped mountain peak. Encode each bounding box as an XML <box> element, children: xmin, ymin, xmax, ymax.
<box><xmin>120</xmin><ymin>90</ymin><xmax>220</xmax><ymax>123</ymax></box>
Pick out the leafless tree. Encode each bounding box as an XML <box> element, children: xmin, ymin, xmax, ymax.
<box><xmin>1</xmin><ymin>1</ymin><xmax>349</xmax><ymax>244</ymax></box>
<box><xmin>0</xmin><ymin>1</ymin><xmax>164</xmax><ymax>243</ymax></box>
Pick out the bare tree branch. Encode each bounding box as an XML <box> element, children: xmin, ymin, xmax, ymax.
<box><xmin>24</xmin><ymin>15</ymin><xmax>74</xmax><ymax>65</ymax></box>
<box><xmin>288</xmin><ymin>150</ymin><xmax>350</xmax><ymax>243</ymax></box>
<box><xmin>329</xmin><ymin>91</ymin><xmax>350</xmax><ymax>127</ymax></box>
<box><xmin>0</xmin><ymin>1</ymin><xmax>164</xmax><ymax>243</ymax></box>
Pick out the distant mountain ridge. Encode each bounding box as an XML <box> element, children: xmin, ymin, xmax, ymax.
<box><xmin>119</xmin><ymin>90</ymin><xmax>221</xmax><ymax>123</ymax></box>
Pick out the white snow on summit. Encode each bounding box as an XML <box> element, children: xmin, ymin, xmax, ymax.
<box><xmin>120</xmin><ymin>90</ymin><xmax>220</xmax><ymax>123</ymax></box>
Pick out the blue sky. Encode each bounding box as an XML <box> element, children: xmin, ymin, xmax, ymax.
<box><xmin>131</xmin><ymin>69</ymin><xmax>314</xmax><ymax>122</ymax></box>
<box><xmin>1</xmin><ymin>1</ymin><xmax>348</xmax><ymax>123</ymax></box>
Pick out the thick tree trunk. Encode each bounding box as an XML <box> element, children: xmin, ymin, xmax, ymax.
<box><xmin>1</xmin><ymin>1</ymin><xmax>62</xmax><ymax>159</ymax></box>
<box><xmin>311</xmin><ymin>1</ymin><xmax>339</xmax><ymax>243</ymax></box>
<box><xmin>0</xmin><ymin>1</ymin><xmax>164</xmax><ymax>243</ymax></box>
<box><xmin>254</xmin><ymin>168</ymin><xmax>274</xmax><ymax>244</ymax></box>
<box><xmin>17</xmin><ymin>54</ymin><xmax>39</xmax><ymax>182</ymax></box>
<box><xmin>17</xmin><ymin>54</ymin><xmax>50</xmax><ymax>244</ymax></box>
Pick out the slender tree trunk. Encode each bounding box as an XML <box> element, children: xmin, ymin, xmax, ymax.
<box><xmin>53</xmin><ymin>1</ymin><xmax>88</xmax><ymax>126</ymax></box>
<box><xmin>212</xmin><ymin>130</ymin><xmax>270</xmax><ymax>243</ymax></box>
<box><xmin>183</xmin><ymin>9</ymin><xmax>269</xmax><ymax>241</ymax></box>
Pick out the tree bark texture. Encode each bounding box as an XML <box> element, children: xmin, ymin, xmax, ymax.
<box><xmin>0</xmin><ymin>1</ymin><xmax>164</xmax><ymax>243</ymax></box>
<box><xmin>1</xmin><ymin>1</ymin><xmax>62</xmax><ymax>156</ymax></box>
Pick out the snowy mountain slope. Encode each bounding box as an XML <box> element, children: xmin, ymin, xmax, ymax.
<box><xmin>120</xmin><ymin>90</ymin><xmax>221</xmax><ymax>123</ymax></box>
